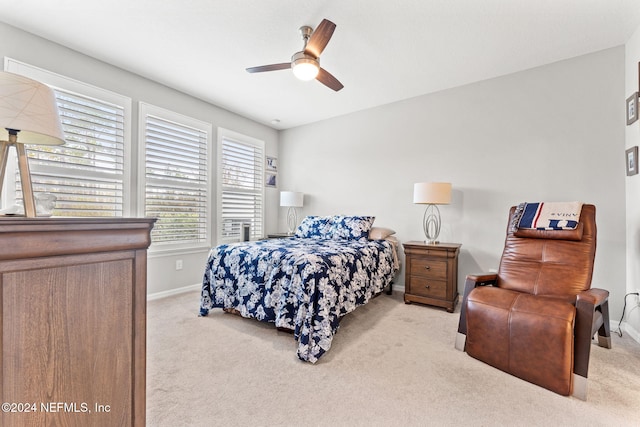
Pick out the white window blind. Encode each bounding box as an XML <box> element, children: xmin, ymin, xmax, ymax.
<box><xmin>141</xmin><ymin>104</ymin><xmax>210</xmax><ymax>247</ymax></box>
<box><xmin>219</xmin><ymin>130</ymin><xmax>264</xmax><ymax>242</ymax></box>
<box><xmin>21</xmin><ymin>90</ymin><xmax>125</xmax><ymax>216</ymax></box>
<box><xmin>5</xmin><ymin>58</ymin><xmax>131</xmax><ymax>217</ymax></box>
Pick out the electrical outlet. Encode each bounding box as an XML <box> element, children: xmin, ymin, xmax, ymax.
<box><xmin>175</xmin><ymin>259</ymin><xmax>183</xmax><ymax>270</ymax></box>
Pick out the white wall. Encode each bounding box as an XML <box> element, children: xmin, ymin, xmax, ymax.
<box><xmin>625</xmin><ymin>26</ymin><xmax>640</xmax><ymax>341</ymax></box>
<box><xmin>1</xmin><ymin>21</ymin><xmax>632</xmax><ymax>322</ymax></box>
<box><xmin>0</xmin><ymin>22</ymin><xmax>280</xmax><ymax>295</ymax></box>
<box><xmin>279</xmin><ymin>47</ymin><xmax>628</xmax><ymax>319</ymax></box>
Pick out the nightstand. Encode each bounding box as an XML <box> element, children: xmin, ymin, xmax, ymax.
<box><xmin>402</xmin><ymin>241</ymin><xmax>461</xmax><ymax>313</ymax></box>
<box><xmin>266</xmin><ymin>233</ymin><xmax>293</xmax><ymax>239</ymax></box>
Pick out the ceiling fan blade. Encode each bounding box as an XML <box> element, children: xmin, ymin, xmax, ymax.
<box><xmin>304</xmin><ymin>19</ymin><xmax>336</xmax><ymax>58</ymax></box>
<box><xmin>316</xmin><ymin>68</ymin><xmax>343</xmax><ymax>92</ymax></box>
<box><xmin>246</xmin><ymin>63</ymin><xmax>291</xmax><ymax>73</ymax></box>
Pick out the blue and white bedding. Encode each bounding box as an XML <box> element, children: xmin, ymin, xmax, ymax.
<box><xmin>199</xmin><ymin>225</ymin><xmax>397</xmax><ymax>363</ymax></box>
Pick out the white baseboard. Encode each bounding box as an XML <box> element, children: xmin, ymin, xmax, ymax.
<box><xmin>391</xmin><ymin>283</ymin><xmax>404</xmax><ymax>293</ymax></box>
<box><xmin>620</xmin><ymin>321</ymin><xmax>640</xmax><ymax>344</ymax></box>
<box><xmin>147</xmin><ymin>283</ymin><xmax>201</xmax><ymax>301</ymax></box>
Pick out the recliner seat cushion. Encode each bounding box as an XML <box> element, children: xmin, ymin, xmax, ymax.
<box><xmin>466</xmin><ymin>286</ymin><xmax>576</xmax><ymax>396</ymax></box>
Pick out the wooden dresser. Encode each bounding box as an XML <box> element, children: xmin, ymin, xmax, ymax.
<box><xmin>403</xmin><ymin>241</ymin><xmax>461</xmax><ymax>313</ymax></box>
<box><xmin>0</xmin><ymin>217</ymin><xmax>155</xmax><ymax>427</ymax></box>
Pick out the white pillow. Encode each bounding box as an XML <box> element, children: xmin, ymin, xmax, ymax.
<box><xmin>368</xmin><ymin>227</ymin><xmax>396</xmax><ymax>240</ymax></box>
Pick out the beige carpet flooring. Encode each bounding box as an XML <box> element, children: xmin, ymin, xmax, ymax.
<box><xmin>147</xmin><ymin>290</ymin><xmax>640</xmax><ymax>426</ymax></box>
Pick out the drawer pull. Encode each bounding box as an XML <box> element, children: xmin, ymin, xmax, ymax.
<box><xmin>424</xmin><ymin>266</ymin><xmax>431</xmax><ymax>270</ymax></box>
<box><xmin>424</xmin><ymin>285</ymin><xmax>430</xmax><ymax>289</ymax></box>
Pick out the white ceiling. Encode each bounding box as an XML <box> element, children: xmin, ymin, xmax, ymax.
<box><xmin>1</xmin><ymin>0</ymin><xmax>639</xmax><ymax>130</ymax></box>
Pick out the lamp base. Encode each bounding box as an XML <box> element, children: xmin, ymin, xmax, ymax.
<box><xmin>0</xmin><ymin>132</ymin><xmax>37</xmax><ymax>217</ymax></box>
<box><xmin>286</xmin><ymin>207</ymin><xmax>298</xmax><ymax>235</ymax></box>
<box><xmin>422</xmin><ymin>204</ymin><xmax>442</xmax><ymax>244</ymax></box>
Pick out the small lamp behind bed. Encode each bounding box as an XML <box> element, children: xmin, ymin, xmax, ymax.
<box><xmin>280</xmin><ymin>191</ymin><xmax>304</xmax><ymax>235</ymax></box>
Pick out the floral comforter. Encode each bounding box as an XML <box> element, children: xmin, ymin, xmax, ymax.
<box><xmin>199</xmin><ymin>237</ymin><xmax>396</xmax><ymax>363</ymax></box>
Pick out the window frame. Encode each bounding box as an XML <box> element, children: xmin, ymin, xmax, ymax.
<box><xmin>217</xmin><ymin>127</ymin><xmax>265</xmax><ymax>244</ymax></box>
<box><xmin>138</xmin><ymin>102</ymin><xmax>213</xmax><ymax>253</ymax></box>
<box><xmin>3</xmin><ymin>57</ymin><xmax>133</xmax><ymax>216</ymax></box>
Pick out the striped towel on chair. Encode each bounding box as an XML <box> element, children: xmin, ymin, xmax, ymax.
<box><xmin>513</xmin><ymin>202</ymin><xmax>582</xmax><ymax>230</ymax></box>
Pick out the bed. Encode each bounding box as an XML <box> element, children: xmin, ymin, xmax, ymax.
<box><xmin>199</xmin><ymin>215</ymin><xmax>399</xmax><ymax>363</ymax></box>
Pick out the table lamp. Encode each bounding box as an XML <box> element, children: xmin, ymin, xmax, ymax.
<box><xmin>280</xmin><ymin>191</ymin><xmax>304</xmax><ymax>234</ymax></box>
<box><xmin>0</xmin><ymin>71</ymin><xmax>65</xmax><ymax>217</ymax></box>
<box><xmin>413</xmin><ymin>182</ymin><xmax>451</xmax><ymax>244</ymax></box>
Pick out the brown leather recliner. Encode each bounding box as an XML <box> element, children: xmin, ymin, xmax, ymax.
<box><xmin>455</xmin><ymin>204</ymin><xmax>611</xmax><ymax>399</ymax></box>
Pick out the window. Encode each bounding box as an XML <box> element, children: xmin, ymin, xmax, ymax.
<box><xmin>139</xmin><ymin>103</ymin><xmax>211</xmax><ymax>249</ymax></box>
<box><xmin>23</xmin><ymin>90</ymin><xmax>126</xmax><ymax>216</ymax></box>
<box><xmin>4</xmin><ymin>58</ymin><xmax>131</xmax><ymax>216</ymax></box>
<box><xmin>218</xmin><ymin>128</ymin><xmax>264</xmax><ymax>243</ymax></box>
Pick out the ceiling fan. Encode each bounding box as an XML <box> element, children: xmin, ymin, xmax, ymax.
<box><xmin>246</xmin><ymin>19</ymin><xmax>344</xmax><ymax>92</ymax></box>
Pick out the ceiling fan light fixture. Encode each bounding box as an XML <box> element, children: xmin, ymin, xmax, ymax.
<box><xmin>247</xmin><ymin>19</ymin><xmax>342</xmax><ymax>91</ymax></box>
<box><xmin>291</xmin><ymin>52</ymin><xmax>319</xmax><ymax>81</ymax></box>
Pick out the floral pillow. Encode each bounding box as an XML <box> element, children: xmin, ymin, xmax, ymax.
<box><xmin>328</xmin><ymin>215</ymin><xmax>375</xmax><ymax>240</ymax></box>
<box><xmin>294</xmin><ymin>216</ymin><xmax>332</xmax><ymax>239</ymax></box>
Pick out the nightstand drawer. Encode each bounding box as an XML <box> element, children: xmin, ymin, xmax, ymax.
<box><xmin>409</xmin><ymin>258</ymin><xmax>447</xmax><ymax>279</ymax></box>
<box><xmin>408</xmin><ymin>277</ymin><xmax>447</xmax><ymax>299</ymax></box>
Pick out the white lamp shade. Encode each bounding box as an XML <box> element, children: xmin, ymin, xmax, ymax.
<box><xmin>0</xmin><ymin>71</ymin><xmax>65</xmax><ymax>145</ymax></box>
<box><xmin>413</xmin><ymin>182</ymin><xmax>452</xmax><ymax>205</ymax></box>
<box><xmin>280</xmin><ymin>191</ymin><xmax>304</xmax><ymax>207</ymax></box>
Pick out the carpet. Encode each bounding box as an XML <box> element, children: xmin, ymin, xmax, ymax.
<box><xmin>147</xmin><ymin>290</ymin><xmax>640</xmax><ymax>426</ymax></box>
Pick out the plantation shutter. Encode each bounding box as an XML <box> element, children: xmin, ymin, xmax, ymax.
<box><xmin>220</xmin><ymin>136</ymin><xmax>264</xmax><ymax>242</ymax></box>
<box><xmin>23</xmin><ymin>89</ymin><xmax>125</xmax><ymax>216</ymax></box>
<box><xmin>143</xmin><ymin>113</ymin><xmax>208</xmax><ymax>245</ymax></box>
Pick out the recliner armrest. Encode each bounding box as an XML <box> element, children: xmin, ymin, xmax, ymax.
<box><xmin>457</xmin><ymin>273</ymin><xmax>498</xmax><ymax>338</ymax></box>
<box><xmin>466</xmin><ymin>273</ymin><xmax>498</xmax><ymax>285</ymax></box>
<box><xmin>576</xmin><ymin>288</ymin><xmax>608</xmax><ymax>307</ymax></box>
<box><xmin>574</xmin><ymin>287</ymin><xmax>611</xmax><ymax>384</ymax></box>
